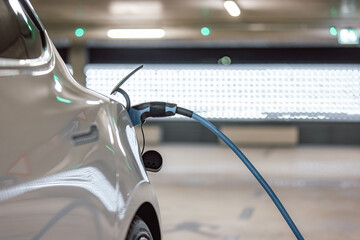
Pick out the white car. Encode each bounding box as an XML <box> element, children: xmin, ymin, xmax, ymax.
<box><xmin>0</xmin><ymin>0</ymin><xmax>161</xmax><ymax>239</ymax></box>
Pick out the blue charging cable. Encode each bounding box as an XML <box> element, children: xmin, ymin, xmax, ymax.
<box><xmin>192</xmin><ymin>112</ymin><xmax>304</xmax><ymax>240</ymax></box>
<box><xmin>129</xmin><ymin>102</ymin><xmax>304</xmax><ymax>240</ymax></box>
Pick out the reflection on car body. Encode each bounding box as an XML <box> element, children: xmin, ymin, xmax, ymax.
<box><xmin>0</xmin><ymin>0</ymin><xmax>161</xmax><ymax>239</ymax></box>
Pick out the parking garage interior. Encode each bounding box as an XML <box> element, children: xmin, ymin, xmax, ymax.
<box><xmin>18</xmin><ymin>0</ymin><xmax>360</xmax><ymax>239</ymax></box>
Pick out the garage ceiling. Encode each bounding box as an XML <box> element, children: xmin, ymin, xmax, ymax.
<box><xmin>30</xmin><ymin>0</ymin><xmax>360</xmax><ymax>46</ymax></box>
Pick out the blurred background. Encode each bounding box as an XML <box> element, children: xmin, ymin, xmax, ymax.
<box><xmin>31</xmin><ymin>0</ymin><xmax>360</xmax><ymax>239</ymax></box>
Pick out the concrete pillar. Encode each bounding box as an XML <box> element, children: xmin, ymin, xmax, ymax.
<box><xmin>68</xmin><ymin>42</ymin><xmax>87</xmax><ymax>86</ymax></box>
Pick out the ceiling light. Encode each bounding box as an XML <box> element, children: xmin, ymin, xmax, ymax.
<box><xmin>201</xmin><ymin>27</ymin><xmax>211</xmax><ymax>36</ymax></box>
<box><xmin>109</xmin><ymin>1</ymin><xmax>163</xmax><ymax>15</ymax></box>
<box><xmin>224</xmin><ymin>0</ymin><xmax>241</xmax><ymax>17</ymax></box>
<box><xmin>338</xmin><ymin>29</ymin><xmax>359</xmax><ymax>44</ymax></box>
<box><xmin>75</xmin><ymin>28</ymin><xmax>85</xmax><ymax>37</ymax></box>
<box><xmin>218</xmin><ymin>56</ymin><xmax>232</xmax><ymax>65</ymax></box>
<box><xmin>107</xmin><ymin>29</ymin><xmax>165</xmax><ymax>39</ymax></box>
<box><xmin>329</xmin><ymin>27</ymin><xmax>337</xmax><ymax>36</ymax></box>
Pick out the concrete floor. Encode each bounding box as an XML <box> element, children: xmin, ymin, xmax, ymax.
<box><xmin>148</xmin><ymin>144</ymin><xmax>360</xmax><ymax>240</ymax></box>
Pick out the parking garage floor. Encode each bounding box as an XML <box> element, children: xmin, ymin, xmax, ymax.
<box><xmin>148</xmin><ymin>144</ymin><xmax>360</xmax><ymax>240</ymax></box>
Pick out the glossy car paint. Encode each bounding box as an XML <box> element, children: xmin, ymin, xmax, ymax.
<box><xmin>0</xmin><ymin>1</ymin><xmax>161</xmax><ymax>239</ymax></box>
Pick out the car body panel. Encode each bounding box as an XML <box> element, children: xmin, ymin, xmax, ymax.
<box><xmin>0</xmin><ymin>1</ymin><xmax>161</xmax><ymax>238</ymax></box>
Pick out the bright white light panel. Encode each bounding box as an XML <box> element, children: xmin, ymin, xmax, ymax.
<box><xmin>85</xmin><ymin>64</ymin><xmax>360</xmax><ymax>121</ymax></box>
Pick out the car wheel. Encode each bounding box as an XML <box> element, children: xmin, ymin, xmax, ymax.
<box><xmin>126</xmin><ymin>215</ymin><xmax>153</xmax><ymax>240</ymax></box>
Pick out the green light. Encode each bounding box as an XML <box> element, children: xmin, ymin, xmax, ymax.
<box><xmin>56</xmin><ymin>96</ymin><xmax>72</xmax><ymax>103</ymax></box>
<box><xmin>201</xmin><ymin>8</ymin><xmax>210</xmax><ymax>16</ymax></box>
<box><xmin>125</xmin><ymin>161</ymin><xmax>132</xmax><ymax>171</ymax></box>
<box><xmin>75</xmin><ymin>28</ymin><xmax>85</xmax><ymax>37</ymax></box>
<box><xmin>201</xmin><ymin>27</ymin><xmax>211</xmax><ymax>36</ymax></box>
<box><xmin>53</xmin><ymin>75</ymin><xmax>60</xmax><ymax>82</ymax></box>
<box><xmin>330</xmin><ymin>27</ymin><xmax>337</xmax><ymax>36</ymax></box>
<box><xmin>218</xmin><ymin>56</ymin><xmax>232</xmax><ymax>65</ymax></box>
<box><xmin>330</xmin><ymin>7</ymin><xmax>338</xmax><ymax>17</ymax></box>
<box><xmin>105</xmin><ymin>145</ymin><xmax>115</xmax><ymax>155</ymax></box>
<box><xmin>25</xmin><ymin>21</ymin><xmax>32</xmax><ymax>32</ymax></box>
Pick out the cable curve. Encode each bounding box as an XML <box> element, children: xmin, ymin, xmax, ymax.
<box><xmin>191</xmin><ymin>112</ymin><xmax>304</xmax><ymax>240</ymax></box>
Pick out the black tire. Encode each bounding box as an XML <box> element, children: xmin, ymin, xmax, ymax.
<box><xmin>126</xmin><ymin>215</ymin><xmax>153</xmax><ymax>240</ymax></box>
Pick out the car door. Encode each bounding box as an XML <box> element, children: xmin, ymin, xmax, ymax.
<box><xmin>0</xmin><ymin>1</ymin><xmax>122</xmax><ymax>239</ymax></box>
